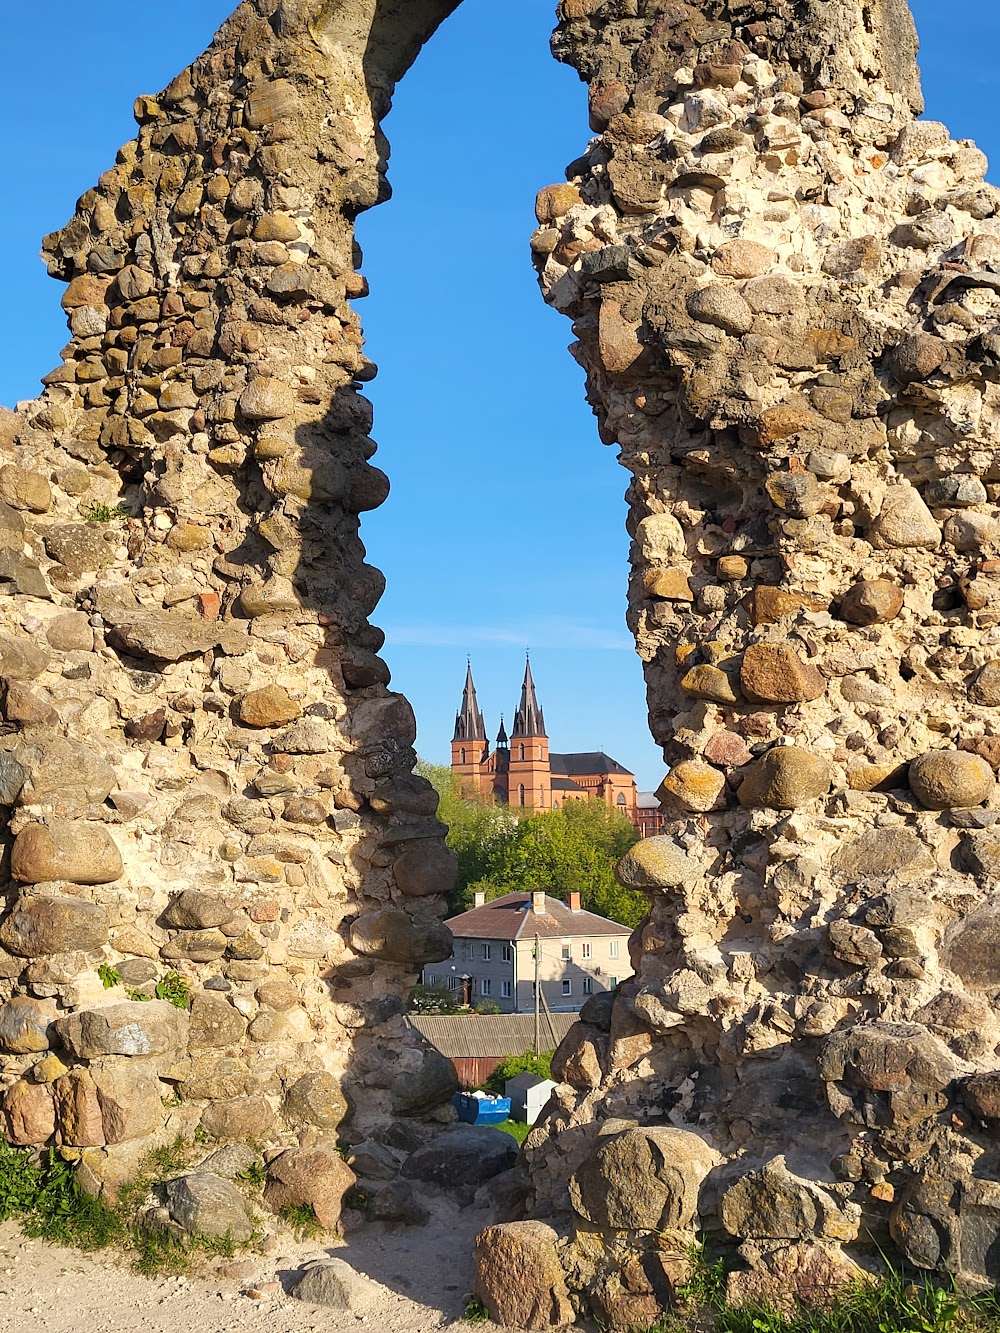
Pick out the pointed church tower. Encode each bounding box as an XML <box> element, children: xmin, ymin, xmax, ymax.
<box><xmin>509</xmin><ymin>657</ymin><xmax>551</xmax><ymax>810</ymax></box>
<box><xmin>451</xmin><ymin>662</ymin><xmax>488</xmax><ymax>797</ymax></box>
<box><xmin>491</xmin><ymin>714</ymin><xmax>510</xmax><ymax>804</ymax></box>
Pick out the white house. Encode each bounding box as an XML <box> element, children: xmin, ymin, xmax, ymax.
<box><xmin>425</xmin><ymin>890</ymin><xmax>633</xmax><ymax>1014</ymax></box>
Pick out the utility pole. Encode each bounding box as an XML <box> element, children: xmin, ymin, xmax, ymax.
<box><xmin>533</xmin><ymin>933</ymin><xmax>541</xmax><ymax>1056</ymax></box>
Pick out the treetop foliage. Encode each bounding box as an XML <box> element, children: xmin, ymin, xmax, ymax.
<box><xmin>418</xmin><ymin>761</ymin><xmax>645</xmax><ymax>928</ymax></box>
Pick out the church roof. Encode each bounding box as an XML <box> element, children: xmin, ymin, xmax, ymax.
<box><xmin>446</xmin><ymin>892</ymin><xmax>631</xmax><ymax>940</ymax></box>
<box><xmin>453</xmin><ymin>662</ymin><xmax>486</xmax><ymax>743</ymax></box>
<box><xmin>637</xmin><ymin>790</ymin><xmax>662</xmax><ymax>808</ymax></box>
<box><xmin>511</xmin><ymin>659</ymin><xmax>546</xmax><ymax>738</ymax></box>
<box><xmin>551</xmin><ymin>776</ymin><xmax>587</xmax><ymax>793</ymax></box>
<box><xmin>550</xmin><ymin>751</ymin><xmax>634</xmax><ymax>777</ymax></box>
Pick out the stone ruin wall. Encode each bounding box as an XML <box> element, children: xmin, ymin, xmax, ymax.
<box><xmin>0</xmin><ymin>0</ymin><xmax>467</xmax><ymax>1211</ymax></box>
<box><xmin>6</xmin><ymin>0</ymin><xmax>1000</xmax><ymax>1327</ymax></box>
<box><xmin>493</xmin><ymin>0</ymin><xmax>1000</xmax><ymax>1327</ymax></box>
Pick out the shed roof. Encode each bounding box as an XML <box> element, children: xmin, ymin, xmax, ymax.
<box><xmin>407</xmin><ymin>1012</ymin><xmax>576</xmax><ymax>1058</ymax></box>
<box><xmin>446</xmin><ymin>892</ymin><xmax>632</xmax><ymax>941</ymax></box>
<box><xmin>505</xmin><ymin>1072</ymin><xmax>556</xmax><ymax>1090</ymax></box>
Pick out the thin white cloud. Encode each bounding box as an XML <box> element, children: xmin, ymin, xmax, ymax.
<box><xmin>384</xmin><ymin>619</ymin><xmax>632</xmax><ymax>651</ymax></box>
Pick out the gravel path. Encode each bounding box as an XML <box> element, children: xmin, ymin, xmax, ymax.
<box><xmin>0</xmin><ymin>1200</ymin><xmax>496</xmax><ymax>1333</ymax></box>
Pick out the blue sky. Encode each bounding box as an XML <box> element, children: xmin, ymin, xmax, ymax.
<box><xmin>0</xmin><ymin>1</ymin><xmax>996</xmax><ymax>790</ymax></box>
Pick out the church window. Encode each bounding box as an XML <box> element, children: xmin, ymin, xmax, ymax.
<box><xmin>519</xmin><ymin>743</ymin><xmax>525</xmax><ymax>761</ymax></box>
<box><xmin>519</xmin><ymin>785</ymin><xmax>525</xmax><ymax>806</ymax></box>
<box><xmin>461</xmin><ymin>748</ymin><xmax>466</xmax><ymax>764</ymax></box>
<box><xmin>616</xmin><ymin>793</ymin><xmax>626</xmax><ymax>805</ymax></box>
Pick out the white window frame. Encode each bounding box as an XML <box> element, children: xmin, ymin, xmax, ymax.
<box><xmin>562</xmin><ymin>979</ymin><xmax>572</xmax><ymax>997</ymax></box>
<box><xmin>480</xmin><ymin>979</ymin><xmax>492</xmax><ymax>997</ymax></box>
<box><xmin>561</xmin><ymin>943</ymin><xmax>571</xmax><ymax>961</ymax></box>
<box><xmin>581</xmin><ymin>942</ymin><xmax>592</xmax><ymax>960</ymax></box>
<box><xmin>609</xmin><ymin>940</ymin><xmax>619</xmax><ymax>959</ymax></box>
<box><xmin>583</xmin><ymin>977</ymin><xmax>593</xmax><ymax>994</ymax></box>
<box><xmin>501</xmin><ymin>944</ymin><xmax>513</xmax><ymax>963</ymax></box>
<box><xmin>501</xmin><ymin>981</ymin><xmax>511</xmax><ymax>999</ymax></box>
<box><xmin>483</xmin><ymin>943</ymin><xmax>491</xmax><ymax>961</ymax></box>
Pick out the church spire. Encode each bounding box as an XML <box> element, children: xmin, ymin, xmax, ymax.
<box><xmin>453</xmin><ymin>660</ymin><xmax>486</xmax><ymax>742</ymax></box>
<box><xmin>511</xmin><ymin>655</ymin><xmax>546</xmax><ymax>738</ymax></box>
<box><xmin>496</xmin><ymin>713</ymin><xmax>509</xmax><ymax>749</ymax></box>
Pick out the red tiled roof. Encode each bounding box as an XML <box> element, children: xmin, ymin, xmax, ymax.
<box><xmin>445</xmin><ymin>892</ymin><xmax>632</xmax><ymax>941</ymax></box>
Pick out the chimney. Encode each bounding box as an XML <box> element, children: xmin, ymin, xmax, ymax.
<box><xmin>531</xmin><ymin>890</ymin><xmax>547</xmax><ymax>915</ymax></box>
<box><xmin>568</xmin><ymin>891</ymin><xmax>581</xmax><ymax>912</ymax></box>
<box><xmin>473</xmin><ymin>890</ymin><xmax>486</xmax><ymax>909</ymax></box>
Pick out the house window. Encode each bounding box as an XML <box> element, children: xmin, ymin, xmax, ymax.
<box><xmin>426</xmin><ymin>974</ymin><xmax>437</xmax><ymax>985</ymax></box>
<box><xmin>581</xmin><ymin>942</ymin><xmax>592</xmax><ymax>960</ymax></box>
<box><xmin>480</xmin><ymin>979</ymin><xmax>492</xmax><ymax>997</ymax></box>
<box><xmin>609</xmin><ymin>940</ymin><xmax>619</xmax><ymax>959</ymax></box>
<box><xmin>583</xmin><ymin>977</ymin><xmax>593</xmax><ymax>994</ymax></box>
<box><xmin>609</xmin><ymin>976</ymin><xmax>618</xmax><ymax>988</ymax></box>
<box><xmin>502</xmin><ymin>981</ymin><xmax>511</xmax><ymax>998</ymax></box>
<box><xmin>448</xmin><ymin>975</ymin><xmax>459</xmax><ymax>990</ymax></box>
<box><xmin>501</xmin><ymin>945</ymin><xmax>513</xmax><ymax>963</ymax></box>
<box><xmin>562</xmin><ymin>979</ymin><xmax>572</xmax><ymax>997</ymax></box>
<box><xmin>561</xmin><ymin>943</ymin><xmax>571</xmax><ymax>961</ymax></box>
<box><xmin>483</xmin><ymin>944</ymin><xmax>491</xmax><ymax>961</ymax></box>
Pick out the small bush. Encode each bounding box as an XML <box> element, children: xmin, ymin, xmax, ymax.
<box><xmin>407</xmin><ymin>982</ymin><xmax>463</xmax><ymax>1014</ymax></box>
<box><xmin>484</xmin><ymin>1050</ymin><xmax>553</xmax><ymax>1095</ymax></box>
<box><xmin>154</xmin><ymin>971</ymin><xmax>191</xmax><ymax>1009</ymax></box>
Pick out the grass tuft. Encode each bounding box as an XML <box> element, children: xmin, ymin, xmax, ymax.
<box><xmin>463</xmin><ymin>1295</ymin><xmax>490</xmax><ymax>1323</ymax></box>
<box><xmin>640</xmin><ymin>1254</ymin><xmax>1000</xmax><ymax>1333</ymax></box>
<box><xmin>278</xmin><ymin>1202</ymin><xmax>326</xmax><ymax>1240</ymax></box>
<box><xmin>492</xmin><ymin>1118</ymin><xmax>531</xmax><ymax>1146</ymax></box>
<box><xmin>80</xmin><ymin>501</ymin><xmax>129</xmax><ymax>522</ymax></box>
<box><xmin>0</xmin><ymin>1136</ymin><xmax>258</xmax><ymax>1278</ymax></box>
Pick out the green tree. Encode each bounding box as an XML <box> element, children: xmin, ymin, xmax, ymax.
<box><xmin>419</xmin><ymin>762</ymin><xmax>644</xmax><ymax>927</ymax></box>
<box><xmin>484</xmin><ymin>1049</ymin><xmax>554</xmax><ymax>1094</ymax></box>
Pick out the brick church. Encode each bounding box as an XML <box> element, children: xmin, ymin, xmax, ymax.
<box><xmin>451</xmin><ymin>660</ymin><xmax>638</xmax><ymax>820</ymax></box>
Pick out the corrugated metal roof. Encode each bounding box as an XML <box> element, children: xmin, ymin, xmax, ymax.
<box><xmin>408</xmin><ymin>1012</ymin><xmax>577</xmax><ymax>1058</ymax></box>
<box><xmin>445</xmin><ymin>891</ymin><xmax>632</xmax><ymax>941</ymax></box>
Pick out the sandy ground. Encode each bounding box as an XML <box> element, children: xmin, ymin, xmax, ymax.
<box><xmin>0</xmin><ymin>1200</ymin><xmax>505</xmax><ymax>1333</ymax></box>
